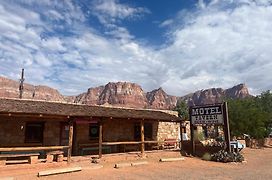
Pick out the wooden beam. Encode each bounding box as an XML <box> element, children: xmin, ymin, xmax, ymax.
<box><xmin>80</xmin><ymin>141</ymin><xmax>163</xmax><ymax>146</ymax></box>
<box><xmin>140</xmin><ymin>119</ymin><xmax>145</xmax><ymax>156</ymax></box>
<box><xmin>72</xmin><ymin>121</ymin><xmax>77</xmax><ymax>155</ymax></box>
<box><xmin>159</xmin><ymin>157</ymin><xmax>185</xmax><ymax>162</ymax></box>
<box><xmin>102</xmin><ymin>141</ymin><xmax>142</xmax><ymax>145</ymax></box>
<box><xmin>67</xmin><ymin>120</ymin><xmax>74</xmax><ymax>163</ymax></box>
<box><xmin>180</xmin><ymin>121</ymin><xmax>183</xmax><ymax>150</ymax></box>
<box><xmin>0</xmin><ymin>113</ymin><xmax>69</xmax><ymax>120</ymax></box>
<box><xmin>0</xmin><ymin>113</ymin><xmax>181</xmax><ymax>123</ymax></box>
<box><xmin>38</xmin><ymin>167</ymin><xmax>82</xmax><ymax>177</ymax></box>
<box><xmin>0</xmin><ymin>146</ymin><xmax>69</xmax><ymax>152</ymax></box>
<box><xmin>190</xmin><ymin>125</ymin><xmax>195</xmax><ymax>156</ymax></box>
<box><xmin>98</xmin><ymin>122</ymin><xmax>103</xmax><ymax>158</ymax></box>
<box><xmin>189</xmin><ymin>107</ymin><xmax>195</xmax><ymax>156</ymax></box>
<box><xmin>131</xmin><ymin>161</ymin><xmax>148</xmax><ymax>166</ymax></box>
<box><xmin>143</xmin><ymin>140</ymin><xmax>160</xmax><ymax>144</ymax></box>
<box><xmin>223</xmin><ymin>102</ymin><xmax>231</xmax><ymax>153</ymax></box>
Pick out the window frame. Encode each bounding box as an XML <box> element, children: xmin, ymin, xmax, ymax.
<box><xmin>24</xmin><ymin>122</ymin><xmax>44</xmax><ymax>143</ymax></box>
<box><xmin>89</xmin><ymin>123</ymin><xmax>99</xmax><ymax>140</ymax></box>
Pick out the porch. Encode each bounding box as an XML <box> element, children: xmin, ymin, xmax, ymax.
<box><xmin>0</xmin><ymin>98</ymin><xmax>182</xmax><ymax>165</ymax></box>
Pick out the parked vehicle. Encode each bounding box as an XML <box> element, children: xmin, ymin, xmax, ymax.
<box><xmin>230</xmin><ymin>141</ymin><xmax>245</xmax><ymax>152</ymax></box>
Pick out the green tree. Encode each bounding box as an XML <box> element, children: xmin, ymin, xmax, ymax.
<box><xmin>227</xmin><ymin>96</ymin><xmax>270</xmax><ymax>139</ymax></box>
<box><xmin>174</xmin><ymin>100</ymin><xmax>189</xmax><ymax>120</ymax></box>
<box><xmin>256</xmin><ymin>90</ymin><xmax>272</xmax><ymax>134</ymax></box>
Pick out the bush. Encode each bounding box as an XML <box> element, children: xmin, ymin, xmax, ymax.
<box><xmin>211</xmin><ymin>150</ymin><xmax>244</xmax><ymax>163</ymax></box>
<box><xmin>202</xmin><ymin>153</ymin><xmax>211</xmax><ymax>161</ymax></box>
<box><xmin>195</xmin><ymin>130</ymin><xmax>205</xmax><ymax>141</ymax></box>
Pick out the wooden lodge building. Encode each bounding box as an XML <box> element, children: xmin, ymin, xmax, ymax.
<box><xmin>0</xmin><ymin>98</ymin><xmax>182</xmax><ymax>164</ymax></box>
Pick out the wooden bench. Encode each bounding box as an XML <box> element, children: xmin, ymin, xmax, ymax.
<box><xmin>46</xmin><ymin>150</ymin><xmax>64</xmax><ymax>163</ymax></box>
<box><xmin>163</xmin><ymin>139</ymin><xmax>178</xmax><ymax>149</ymax></box>
<box><xmin>0</xmin><ymin>153</ymin><xmax>40</xmax><ymax>166</ymax></box>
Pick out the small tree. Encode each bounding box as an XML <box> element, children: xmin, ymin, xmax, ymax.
<box><xmin>227</xmin><ymin>96</ymin><xmax>270</xmax><ymax>139</ymax></box>
<box><xmin>174</xmin><ymin>100</ymin><xmax>189</xmax><ymax>120</ymax></box>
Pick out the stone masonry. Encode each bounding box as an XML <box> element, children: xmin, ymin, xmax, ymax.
<box><xmin>157</xmin><ymin>122</ymin><xmax>180</xmax><ymax>142</ymax></box>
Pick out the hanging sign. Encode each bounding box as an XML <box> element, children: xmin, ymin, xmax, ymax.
<box><xmin>190</xmin><ymin>104</ymin><xmax>224</xmax><ymax>125</ymax></box>
<box><xmin>75</xmin><ymin>119</ymin><xmax>98</xmax><ymax>124</ymax></box>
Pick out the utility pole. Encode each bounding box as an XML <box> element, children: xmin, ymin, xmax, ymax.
<box><xmin>19</xmin><ymin>68</ymin><xmax>24</xmax><ymax>99</ymax></box>
<box><xmin>32</xmin><ymin>87</ymin><xmax>36</xmax><ymax>98</ymax></box>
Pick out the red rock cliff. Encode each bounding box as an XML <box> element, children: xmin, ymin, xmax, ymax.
<box><xmin>0</xmin><ymin>76</ymin><xmax>65</xmax><ymax>101</ymax></box>
<box><xmin>0</xmin><ymin>76</ymin><xmax>251</xmax><ymax>109</ymax></box>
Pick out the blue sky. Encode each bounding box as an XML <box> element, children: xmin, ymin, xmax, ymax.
<box><xmin>0</xmin><ymin>0</ymin><xmax>272</xmax><ymax>96</ymax></box>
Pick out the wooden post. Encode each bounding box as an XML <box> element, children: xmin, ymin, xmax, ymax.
<box><xmin>190</xmin><ymin>124</ymin><xmax>195</xmax><ymax>155</ymax></box>
<box><xmin>189</xmin><ymin>107</ymin><xmax>195</xmax><ymax>156</ymax></box>
<box><xmin>72</xmin><ymin>121</ymin><xmax>77</xmax><ymax>155</ymax></box>
<box><xmin>223</xmin><ymin>102</ymin><xmax>231</xmax><ymax>152</ymax></box>
<box><xmin>67</xmin><ymin>120</ymin><xmax>73</xmax><ymax>163</ymax></box>
<box><xmin>99</xmin><ymin>122</ymin><xmax>103</xmax><ymax>158</ymax></box>
<box><xmin>179</xmin><ymin>120</ymin><xmax>183</xmax><ymax>150</ymax></box>
<box><xmin>140</xmin><ymin>119</ymin><xmax>145</xmax><ymax>156</ymax></box>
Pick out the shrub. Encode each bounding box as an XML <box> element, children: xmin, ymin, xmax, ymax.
<box><xmin>195</xmin><ymin>130</ymin><xmax>205</xmax><ymax>141</ymax></box>
<box><xmin>202</xmin><ymin>153</ymin><xmax>211</xmax><ymax>161</ymax></box>
<box><xmin>211</xmin><ymin>150</ymin><xmax>244</xmax><ymax>163</ymax></box>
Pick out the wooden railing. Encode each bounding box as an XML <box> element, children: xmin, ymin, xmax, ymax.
<box><xmin>0</xmin><ymin>146</ymin><xmax>69</xmax><ymax>152</ymax></box>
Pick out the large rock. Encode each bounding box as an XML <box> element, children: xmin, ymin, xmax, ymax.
<box><xmin>0</xmin><ymin>76</ymin><xmax>252</xmax><ymax>109</ymax></box>
<box><xmin>98</xmin><ymin>82</ymin><xmax>148</xmax><ymax>108</ymax></box>
<box><xmin>180</xmin><ymin>84</ymin><xmax>251</xmax><ymax>106</ymax></box>
<box><xmin>0</xmin><ymin>76</ymin><xmax>65</xmax><ymax>101</ymax></box>
<box><xmin>74</xmin><ymin>86</ymin><xmax>105</xmax><ymax>105</ymax></box>
<box><xmin>146</xmin><ymin>87</ymin><xmax>178</xmax><ymax>109</ymax></box>
<box><xmin>225</xmin><ymin>83</ymin><xmax>250</xmax><ymax>99</ymax></box>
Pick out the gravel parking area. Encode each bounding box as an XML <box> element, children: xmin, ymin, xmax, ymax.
<box><xmin>0</xmin><ymin>148</ymin><xmax>271</xmax><ymax>180</ymax></box>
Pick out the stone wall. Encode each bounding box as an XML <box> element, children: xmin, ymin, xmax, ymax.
<box><xmin>157</xmin><ymin>122</ymin><xmax>180</xmax><ymax>141</ymax></box>
<box><xmin>0</xmin><ymin>116</ymin><xmax>62</xmax><ymax>147</ymax></box>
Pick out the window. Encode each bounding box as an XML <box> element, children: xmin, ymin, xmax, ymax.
<box><xmin>25</xmin><ymin>122</ymin><xmax>44</xmax><ymax>143</ymax></box>
<box><xmin>89</xmin><ymin>124</ymin><xmax>99</xmax><ymax>139</ymax></box>
<box><xmin>134</xmin><ymin>123</ymin><xmax>153</xmax><ymax>140</ymax></box>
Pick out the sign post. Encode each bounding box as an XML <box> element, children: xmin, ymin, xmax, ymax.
<box><xmin>223</xmin><ymin>102</ymin><xmax>231</xmax><ymax>152</ymax></box>
<box><xmin>189</xmin><ymin>107</ymin><xmax>195</xmax><ymax>155</ymax></box>
<box><xmin>189</xmin><ymin>103</ymin><xmax>231</xmax><ymax>155</ymax></box>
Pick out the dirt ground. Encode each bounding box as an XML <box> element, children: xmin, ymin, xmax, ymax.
<box><xmin>0</xmin><ymin>148</ymin><xmax>272</xmax><ymax>180</ymax></box>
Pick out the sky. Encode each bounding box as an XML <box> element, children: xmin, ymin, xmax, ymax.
<box><xmin>0</xmin><ymin>0</ymin><xmax>272</xmax><ymax>96</ymax></box>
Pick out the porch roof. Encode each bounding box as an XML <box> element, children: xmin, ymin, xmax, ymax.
<box><xmin>0</xmin><ymin>98</ymin><xmax>181</xmax><ymax>122</ymax></box>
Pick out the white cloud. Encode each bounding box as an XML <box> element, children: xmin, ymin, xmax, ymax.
<box><xmin>157</xmin><ymin>0</ymin><xmax>272</xmax><ymax>95</ymax></box>
<box><xmin>46</xmin><ymin>10</ymin><xmax>64</xmax><ymax>21</ymax></box>
<box><xmin>197</xmin><ymin>0</ymin><xmax>206</xmax><ymax>9</ymax></box>
<box><xmin>17</xmin><ymin>0</ymin><xmax>85</xmax><ymax>24</ymax></box>
<box><xmin>41</xmin><ymin>37</ymin><xmax>66</xmax><ymax>52</ymax></box>
<box><xmin>159</xmin><ymin>19</ymin><xmax>174</xmax><ymax>28</ymax></box>
<box><xmin>0</xmin><ymin>0</ymin><xmax>272</xmax><ymax>97</ymax></box>
<box><xmin>91</xmin><ymin>0</ymin><xmax>150</xmax><ymax>25</ymax></box>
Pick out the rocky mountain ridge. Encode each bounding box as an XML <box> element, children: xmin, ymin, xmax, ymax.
<box><xmin>0</xmin><ymin>76</ymin><xmax>251</xmax><ymax>110</ymax></box>
<box><xmin>180</xmin><ymin>84</ymin><xmax>250</xmax><ymax>106</ymax></box>
<box><xmin>0</xmin><ymin>77</ymin><xmax>65</xmax><ymax>102</ymax></box>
